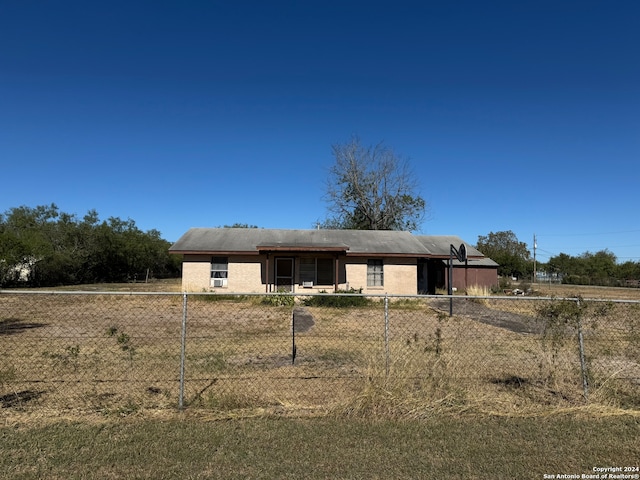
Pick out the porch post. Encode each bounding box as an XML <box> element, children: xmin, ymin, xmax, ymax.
<box><xmin>265</xmin><ymin>253</ymin><xmax>270</xmax><ymax>293</ymax></box>
<box><xmin>334</xmin><ymin>254</ymin><xmax>339</xmax><ymax>292</ymax></box>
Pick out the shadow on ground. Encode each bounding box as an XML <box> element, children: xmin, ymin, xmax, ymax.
<box><xmin>0</xmin><ymin>318</ymin><xmax>48</xmax><ymax>336</ymax></box>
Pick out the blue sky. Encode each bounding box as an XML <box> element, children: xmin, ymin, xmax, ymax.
<box><xmin>1</xmin><ymin>1</ymin><xmax>638</xmax><ymax>263</ymax></box>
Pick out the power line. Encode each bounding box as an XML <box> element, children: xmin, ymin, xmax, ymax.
<box><xmin>537</xmin><ymin>229</ymin><xmax>640</xmax><ymax>237</ymax></box>
<box><xmin>532</xmin><ymin>230</ymin><xmax>639</xmax><ymax>260</ymax></box>
<box><xmin>532</xmin><ymin>246</ymin><xmax>640</xmax><ymax>263</ymax></box>
<box><xmin>540</xmin><ymin>244</ymin><xmax>640</xmax><ymax>252</ymax></box>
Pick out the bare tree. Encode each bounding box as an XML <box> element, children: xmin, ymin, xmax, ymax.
<box><xmin>322</xmin><ymin>137</ymin><xmax>427</xmax><ymax>231</ymax></box>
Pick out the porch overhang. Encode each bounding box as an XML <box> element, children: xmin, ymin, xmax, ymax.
<box><xmin>258</xmin><ymin>245</ymin><xmax>347</xmax><ymax>294</ymax></box>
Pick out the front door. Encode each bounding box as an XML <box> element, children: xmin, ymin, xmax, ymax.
<box><xmin>275</xmin><ymin>258</ymin><xmax>294</xmax><ymax>292</ymax></box>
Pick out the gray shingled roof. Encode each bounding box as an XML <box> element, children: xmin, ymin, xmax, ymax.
<box><xmin>447</xmin><ymin>257</ymin><xmax>499</xmax><ymax>267</ymax></box>
<box><xmin>169</xmin><ymin>228</ymin><xmax>489</xmax><ymax>259</ymax></box>
<box><xmin>414</xmin><ymin>235</ymin><xmax>485</xmax><ymax>258</ymax></box>
<box><xmin>171</xmin><ymin>228</ymin><xmax>430</xmax><ymax>256</ymax></box>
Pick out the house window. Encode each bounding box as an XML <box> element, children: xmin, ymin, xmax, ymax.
<box><xmin>300</xmin><ymin>257</ymin><xmax>334</xmax><ymax>286</ymax></box>
<box><xmin>317</xmin><ymin>258</ymin><xmax>334</xmax><ymax>285</ymax></box>
<box><xmin>367</xmin><ymin>259</ymin><xmax>384</xmax><ymax>287</ymax></box>
<box><xmin>211</xmin><ymin>257</ymin><xmax>228</xmax><ymax>287</ymax></box>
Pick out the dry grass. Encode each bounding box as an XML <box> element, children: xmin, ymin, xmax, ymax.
<box><xmin>532</xmin><ymin>282</ymin><xmax>640</xmax><ymax>300</ymax></box>
<box><xmin>2</xmin><ymin>284</ymin><xmax>638</xmax><ymax>478</ymax></box>
<box><xmin>18</xmin><ymin>278</ymin><xmax>185</xmax><ymax>292</ymax></box>
<box><xmin>1</xmin><ymin>290</ymin><xmax>638</xmax><ymax>423</ymax></box>
<box><xmin>466</xmin><ymin>284</ymin><xmax>491</xmax><ymax>297</ymax></box>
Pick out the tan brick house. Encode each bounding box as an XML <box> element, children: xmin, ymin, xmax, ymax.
<box><xmin>169</xmin><ymin>228</ymin><xmax>498</xmax><ymax>294</ymax></box>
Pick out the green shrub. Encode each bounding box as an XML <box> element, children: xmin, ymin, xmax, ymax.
<box><xmin>193</xmin><ymin>294</ymin><xmax>250</xmax><ymax>302</ymax></box>
<box><xmin>303</xmin><ymin>288</ymin><xmax>370</xmax><ymax>308</ymax></box>
<box><xmin>261</xmin><ymin>290</ymin><xmax>295</xmax><ymax>306</ymax></box>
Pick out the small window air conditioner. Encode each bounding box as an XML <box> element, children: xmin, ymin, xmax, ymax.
<box><xmin>302</xmin><ymin>281</ymin><xmax>313</xmax><ymax>288</ymax></box>
<box><xmin>213</xmin><ymin>278</ymin><xmax>227</xmax><ymax>287</ymax></box>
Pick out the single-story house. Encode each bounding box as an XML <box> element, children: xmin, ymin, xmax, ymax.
<box><xmin>169</xmin><ymin>228</ymin><xmax>498</xmax><ymax>295</ymax></box>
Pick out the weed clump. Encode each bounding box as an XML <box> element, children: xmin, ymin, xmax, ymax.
<box><xmin>466</xmin><ymin>284</ymin><xmax>491</xmax><ymax>305</ymax></box>
<box><xmin>106</xmin><ymin>326</ymin><xmax>136</xmax><ymax>361</ymax></box>
<box><xmin>261</xmin><ymin>290</ymin><xmax>295</xmax><ymax>306</ymax></box>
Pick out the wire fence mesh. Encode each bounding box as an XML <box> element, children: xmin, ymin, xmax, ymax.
<box><xmin>1</xmin><ymin>291</ymin><xmax>639</xmax><ymax>416</ymax></box>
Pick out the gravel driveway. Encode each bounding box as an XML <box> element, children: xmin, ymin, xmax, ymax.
<box><xmin>430</xmin><ymin>298</ymin><xmax>545</xmax><ymax>335</ymax></box>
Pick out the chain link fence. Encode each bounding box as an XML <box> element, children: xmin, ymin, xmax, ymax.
<box><xmin>1</xmin><ymin>291</ymin><xmax>639</xmax><ymax>416</ymax></box>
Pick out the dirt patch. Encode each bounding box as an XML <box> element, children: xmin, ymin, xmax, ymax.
<box><xmin>293</xmin><ymin>307</ymin><xmax>315</xmax><ymax>333</ymax></box>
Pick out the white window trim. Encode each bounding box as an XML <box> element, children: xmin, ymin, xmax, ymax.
<box><xmin>211</xmin><ymin>257</ymin><xmax>228</xmax><ymax>287</ymax></box>
<box><xmin>367</xmin><ymin>259</ymin><xmax>384</xmax><ymax>287</ymax></box>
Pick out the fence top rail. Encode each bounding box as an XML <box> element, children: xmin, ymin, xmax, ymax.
<box><xmin>1</xmin><ymin>289</ymin><xmax>639</xmax><ymax>304</ymax></box>
<box><xmin>0</xmin><ymin>289</ymin><xmax>182</xmax><ymax>296</ymax></box>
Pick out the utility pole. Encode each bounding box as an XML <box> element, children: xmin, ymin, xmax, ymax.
<box><xmin>533</xmin><ymin>234</ymin><xmax>537</xmax><ymax>284</ymax></box>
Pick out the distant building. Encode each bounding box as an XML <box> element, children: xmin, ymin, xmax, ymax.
<box><xmin>0</xmin><ymin>256</ymin><xmax>39</xmax><ymax>284</ymax></box>
<box><xmin>535</xmin><ymin>271</ymin><xmax>563</xmax><ymax>283</ymax></box>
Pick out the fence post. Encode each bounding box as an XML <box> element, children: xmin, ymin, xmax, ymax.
<box><xmin>291</xmin><ymin>308</ymin><xmax>296</xmax><ymax>365</ymax></box>
<box><xmin>178</xmin><ymin>292</ymin><xmax>188</xmax><ymax>410</ymax></box>
<box><xmin>384</xmin><ymin>294</ymin><xmax>390</xmax><ymax>376</ymax></box>
<box><xmin>576</xmin><ymin>298</ymin><xmax>589</xmax><ymax>402</ymax></box>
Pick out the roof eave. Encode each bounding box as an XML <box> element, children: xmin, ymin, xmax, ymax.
<box><xmin>425</xmin><ymin>254</ymin><xmax>484</xmax><ymax>260</ymax></box>
<box><xmin>346</xmin><ymin>252</ymin><xmax>424</xmax><ymax>258</ymax></box>
<box><xmin>169</xmin><ymin>250</ymin><xmax>259</xmax><ymax>256</ymax></box>
<box><xmin>257</xmin><ymin>246</ymin><xmax>349</xmax><ymax>253</ymax></box>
